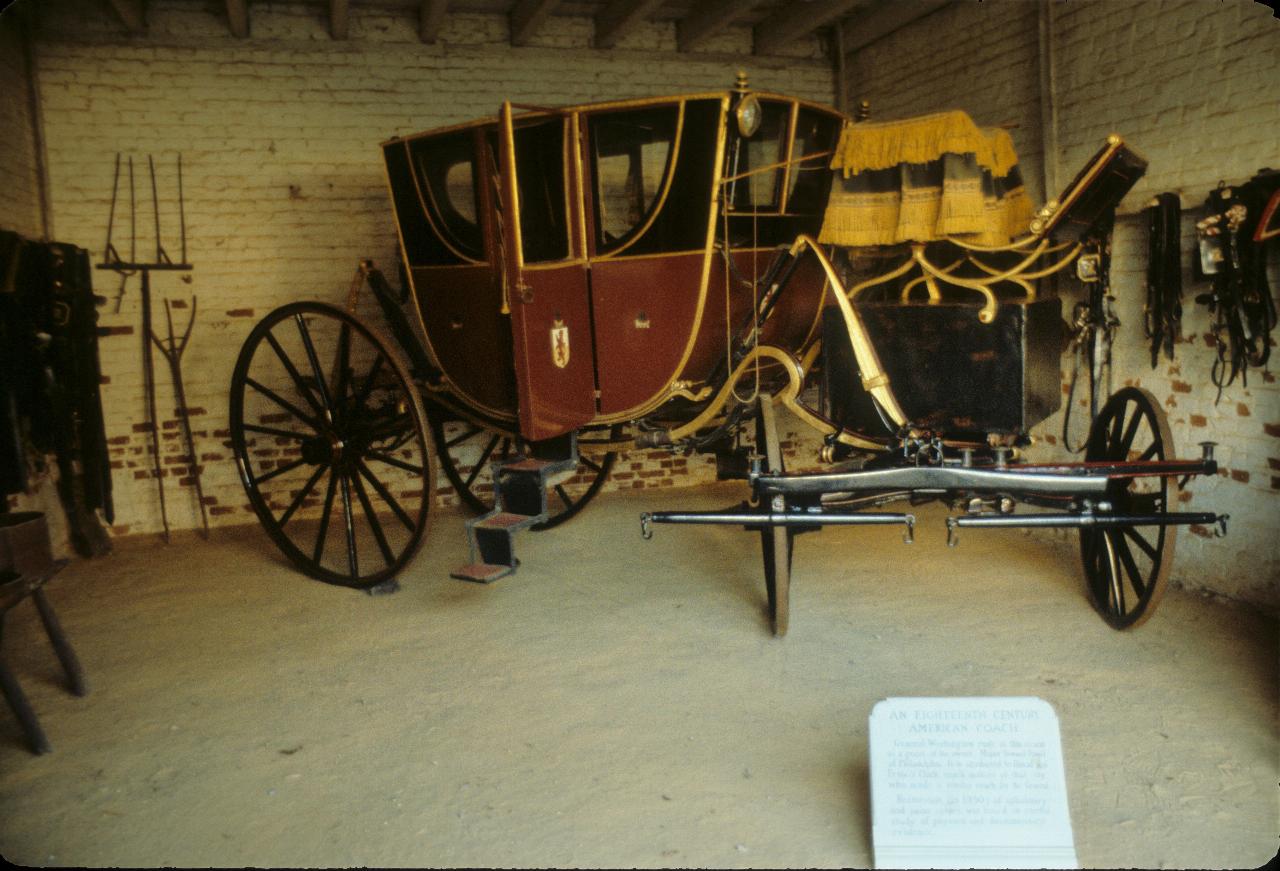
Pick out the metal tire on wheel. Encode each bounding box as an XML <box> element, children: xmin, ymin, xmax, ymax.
<box><xmin>230</xmin><ymin>302</ymin><xmax>435</xmax><ymax>588</ymax></box>
<box><xmin>756</xmin><ymin>397</ymin><xmax>791</xmax><ymax>637</ymax></box>
<box><xmin>1079</xmin><ymin>386</ymin><xmax>1177</xmax><ymax>629</ymax></box>
<box><xmin>427</xmin><ymin>406</ymin><xmax>617</xmax><ymax>530</ymax></box>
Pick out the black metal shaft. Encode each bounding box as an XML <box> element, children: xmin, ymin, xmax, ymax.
<box><xmin>950</xmin><ymin>511</ymin><xmax>1221</xmax><ymax>529</ymax></box>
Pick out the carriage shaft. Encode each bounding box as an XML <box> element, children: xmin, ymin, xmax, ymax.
<box><xmin>755</xmin><ymin>466</ymin><xmax>1112</xmax><ymax>498</ymax></box>
<box><xmin>640</xmin><ymin>509</ymin><xmax>915</xmax><ymax>539</ymax></box>
<box><xmin>949</xmin><ymin>511</ymin><xmax>1223</xmax><ymax>530</ymax></box>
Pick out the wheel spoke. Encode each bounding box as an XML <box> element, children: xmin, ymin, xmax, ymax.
<box><xmin>313</xmin><ymin>467</ymin><xmax>340</xmax><ymax>563</ymax></box>
<box><xmin>245</xmin><ymin>377</ymin><xmax>321</xmax><ymax>431</ymax></box>
<box><xmin>581</xmin><ymin>456</ymin><xmax>602</xmax><ymax>474</ymax></box>
<box><xmin>1122</xmin><ymin>525</ymin><xmax>1160</xmax><ymax>561</ymax></box>
<box><xmin>1104</xmin><ymin>532</ymin><xmax>1125</xmax><ymax>615</ymax></box>
<box><xmin>279</xmin><ymin>462</ymin><xmax>330</xmax><ymax>529</ymax></box>
<box><xmin>265</xmin><ymin>330</ymin><xmax>325</xmax><ymax>417</ymax></box>
<box><xmin>465</xmin><ymin>435</ymin><xmax>501</xmax><ymax>488</ymax></box>
<box><xmin>446</xmin><ymin>425</ymin><xmax>483</xmax><ymax>449</ymax></box>
<box><xmin>332</xmin><ymin>322</ymin><xmax>352</xmax><ymax>423</ymax></box>
<box><xmin>340</xmin><ymin>472</ymin><xmax>358</xmax><ymax>577</ymax></box>
<box><xmin>295</xmin><ymin>313</ymin><xmax>334</xmax><ymax>413</ymax></box>
<box><xmin>1113</xmin><ymin>531</ymin><xmax>1148</xmax><ymax>600</ymax></box>
<box><xmin>356</xmin><ymin>460</ymin><xmax>415</xmax><ymax>531</ymax></box>
<box><xmin>1136</xmin><ymin>441</ymin><xmax>1160</xmax><ymax>462</ymax></box>
<box><xmin>1107</xmin><ymin>405</ymin><xmax>1127</xmax><ymax>457</ymax></box>
<box><xmin>366</xmin><ymin>449</ymin><xmax>425</xmax><ymax>476</ymax></box>
<box><xmin>254</xmin><ymin>456</ymin><xmax>309</xmax><ymax>485</ymax></box>
<box><xmin>1119</xmin><ymin>409</ymin><xmax>1144</xmax><ymax>457</ymax></box>
<box><xmin>351</xmin><ymin>467</ymin><xmax>394</xmax><ymax>567</ymax></box>
<box><xmin>553</xmin><ymin>484</ymin><xmax>571</xmax><ymax>510</ymax></box>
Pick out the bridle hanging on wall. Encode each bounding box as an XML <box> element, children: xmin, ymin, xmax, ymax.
<box><xmin>1194</xmin><ymin>171</ymin><xmax>1278</xmax><ymax>402</ymax></box>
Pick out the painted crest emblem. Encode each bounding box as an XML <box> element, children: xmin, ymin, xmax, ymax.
<box><xmin>551</xmin><ymin>318</ymin><xmax>570</xmax><ymax>369</ymax></box>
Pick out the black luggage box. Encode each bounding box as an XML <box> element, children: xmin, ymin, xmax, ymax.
<box><xmin>824</xmin><ymin>297</ymin><xmax>1063</xmax><ymax>437</ymax></box>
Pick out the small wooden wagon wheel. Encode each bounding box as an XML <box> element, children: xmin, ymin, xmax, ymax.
<box><xmin>755</xmin><ymin>397</ymin><xmax>792</xmax><ymax>636</ymax></box>
<box><xmin>427</xmin><ymin>407</ymin><xmax>618</xmax><ymax>530</ymax></box>
<box><xmin>1079</xmin><ymin>386</ymin><xmax>1178</xmax><ymax>628</ymax></box>
<box><xmin>230</xmin><ymin>302</ymin><xmax>434</xmax><ymax>588</ymax></box>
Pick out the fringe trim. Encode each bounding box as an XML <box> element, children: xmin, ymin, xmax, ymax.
<box><xmin>831</xmin><ymin>110</ymin><xmax>1021</xmax><ymax>178</ymax></box>
<box><xmin>818</xmin><ymin>185</ymin><xmax>1033</xmax><ymax>248</ymax></box>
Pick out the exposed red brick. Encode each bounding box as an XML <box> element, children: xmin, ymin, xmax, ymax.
<box><xmin>1230</xmin><ymin>469</ymin><xmax>1249</xmax><ymax>484</ymax></box>
<box><xmin>1236</xmin><ymin>402</ymin><xmax>1250</xmax><ymax>417</ymax></box>
<box><xmin>107</xmin><ymin>435</ymin><xmax>129</xmax><ymax>445</ymax></box>
<box><xmin>1202</xmin><ymin>333</ymin><xmax>1216</xmax><ymax>348</ymax></box>
<box><xmin>209</xmin><ymin>506</ymin><xmax>236</xmax><ymax>516</ymax></box>
<box><xmin>162</xmin><ymin>419</ymin><xmax>180</xmax><ymax>430</ymax></box>
<box><xmin>1189</xmin><ymin>524</ymin><xmax>1213</xmax><ymax>539</ymax></box>
<box><xmin>1273</xmin><ymin>476</ymin><xmax>1280</xmax><ymax>490</ymax></box>
<box><xmin>97</xmin><ymin>325</ymin><xmax>134</xmax><ymax>336</ymax></box>
<box><xmin>109</xmin><ymin>460</ymin><xmax>124</xmax><ymax>469</ymax></box>
<box><xmin>200</xmin><ymin>452</ymin><xmax>224</xmax><ymax>462</ymax></box>
<box><xmin>1043</xmin><ymin>434</ymin><xmax>1057</xmax><ymax>445</ymax></box>
<box><xmin>213</xmin><ymin>429</ymin><xmax>231</xmax><ymax>438</ymax></box>
<box><xmin>1170</xmin><ymin>380</ymin><xmax>1192</xmax><ymax>393</ymax></box>
<box><xmin>1265</xmin><ymin>423</ymin><xmax>1280</xmax><ymax>438</ymax></box>
<box><xmin>1190</xmin><ymin>414</ymin><xmax>1208</xmax><ymax>427</ymax></box>
<box><xmin>1269</xmin><ymin>458</ymin><xmax>1280</xmax><ymax>472</ymax></box>
<box><xmin>1264</xmin><ymin>371</ymin><xmax>1276</xmax><ymax>383</ymax></box>
<box><xmin>177</xmin><ymin>406</ymin><xmax>206</xmax><ymax>417</ymax></box>
<box><xmin>1177</xmin><ymin>489</ymin><xmax>1192</xmax><ymax>503</ymax></box>
<box><xmin>131</xmin><ymin>422</ymin><xmax>154</xmax><ymax>433</ymax></box>
<box><xmin>99</xmin><ymin>375</ymin><xmax>111</xmax><ymax>384</ymax></box>
<box><xmin>226</xmin><ymin>308</ymin><xmax>255</xmax><ymax>318</ymax></box>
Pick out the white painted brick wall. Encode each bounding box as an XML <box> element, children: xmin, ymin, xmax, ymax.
<box><xmin>15</xmin><ymin>0</ymin><xmax>834</xmax><ymax>548</ymax></box>
<box><xmin>845</xmin><ymin>0</ymin><xmax>1280</xmax><ymax>612</ymax></box>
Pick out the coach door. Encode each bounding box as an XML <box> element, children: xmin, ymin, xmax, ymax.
<box><xmin>497</xmin><ymin>102</ymin><xmax>597</xmax><ymax>442</ymax></box>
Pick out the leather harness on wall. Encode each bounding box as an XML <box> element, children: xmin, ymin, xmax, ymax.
<box><xmin>1143</xmin><ymin>193</ymin><xmax>1182</xmax><ymax>368</ymax></box>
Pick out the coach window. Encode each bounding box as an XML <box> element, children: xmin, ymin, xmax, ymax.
<box><xmin>409</xmin><ymin>131</ymin><xmax>484</xmax><ymax>262</ymax></box>
<box><xmin>589</xmin><ymin>104</ymin><xmax>679</xmax><ymax>253</ymax></box>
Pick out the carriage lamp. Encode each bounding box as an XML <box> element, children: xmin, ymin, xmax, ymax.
<box><xmin>736</xmin><ymin>94</ymin><xmax>762</xmax><ymax>138</ymax></box>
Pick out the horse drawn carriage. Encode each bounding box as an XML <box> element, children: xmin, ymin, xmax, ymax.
<box><xmin>229</xmin><ymin>75</ymin><xmax>1225</xmax><ymax>636</ymax></box>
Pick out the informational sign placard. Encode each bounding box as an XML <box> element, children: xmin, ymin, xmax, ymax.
<box><xmin>868</xmin><ymin>697</ymin><xmax>1077</xmax><ymax>869</ymax></box>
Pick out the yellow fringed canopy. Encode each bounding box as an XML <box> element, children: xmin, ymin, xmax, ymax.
<box><xmin>819</xmin><ymin>110</ymin><xmax>1033</xmax><ymax>248</ymax></box>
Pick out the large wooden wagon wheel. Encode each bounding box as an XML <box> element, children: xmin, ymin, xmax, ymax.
<box><xmin>1079</xmin><ymin>386</ymin><xmax>1177</xmax><ymax>629</ymax></box>
<box><xmin>230</xmin><ymin>302</ymin><xmax>434</xmax><ymax>588</ymax></box>
<box><xmin>426</xmin><ymin>406</ymin><xmax>618</xmax><ymax>530</ymax></box>
<box><xmin>755</xmin><ymin>397</ymin><xmax>791</xmax><ymax>636</ymax></box>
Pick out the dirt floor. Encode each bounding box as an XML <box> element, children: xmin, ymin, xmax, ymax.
<box><xmin>0</xmin><ymin>484</ymin><xmax>1276</xmax><ymax>868</ymax></box>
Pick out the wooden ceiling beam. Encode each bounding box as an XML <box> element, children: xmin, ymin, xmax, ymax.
<box><xmin>839</xmin><ymin>0</ymin><xmax>951</xmax><ymax>54</ymax></box>
<box><xmin>510</xmin><ymin>0</ymin><xmax>561</xmax><ymax>47</ymax></box>
<box><xmin>419</xmin><ymin>0</ymin><xmax>448</xmax><ymax>43</ymax></box>
<box><xmin>103</xmin><ymin>0</ymin><xmax>146</xmax><ymax>33</ymax></box>
<box><xmin>330</xmin><ymin>0</ymin><xmax>349</xmax><ymax>39</ymax></box>
<box><xmin>676</xmin><ymin>0</ymin><xmax>761</xmax><ymax>53</ymax></box>
<box><xmin>225</xmin><ymin>0</ymin><xmax>249</xmax><ymax>38</ymax></box>
<box><xmin>753</xmin><ymin>0</ymin><xmax>870</xmax><ymax>56</ymax></box>
<box><xmin>594</xmin><ymin>0</ymin><xmax>666</xmax><ymax>50</ymax></box>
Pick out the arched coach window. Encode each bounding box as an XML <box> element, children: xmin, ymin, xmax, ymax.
<box><xmin>589</xmin><ymin>104</ymin><xmax>680</xmax><ymax>254</ymax></box>
<box><xmin>408</xmin><ymin>130</ymin><xmax>484</xmax><ymax>262</ymax></box>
